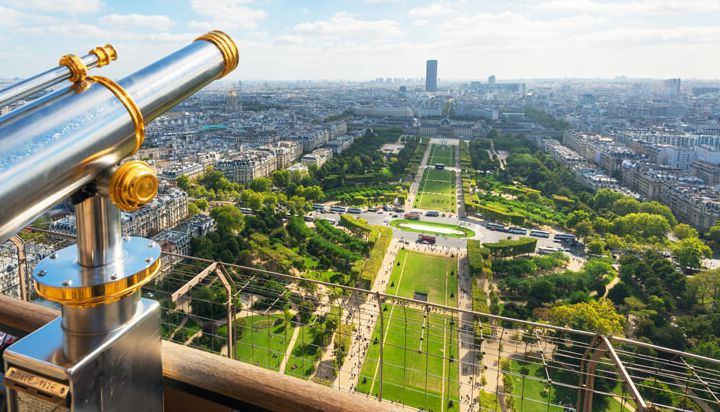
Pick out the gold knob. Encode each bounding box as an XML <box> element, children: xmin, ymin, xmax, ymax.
<box><xmin>109</xmin><ymin>161</ymin><xmax>158</xmax><ymax>211</ymax></box>
<box><xmin>89</xmin><ymin>44</ymin><xmax>117</xmax><ymax>67</ymax></box>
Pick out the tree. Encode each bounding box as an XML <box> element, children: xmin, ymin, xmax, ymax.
<box><xmin>673</xmin><ymin>223</ymin><xmax>699</xmax><ymax>240</ymax></box>
<box><xmin>671</xmin><ymin>237</ymin><xmax>711</xmax><ymax>269</ymax></box>
<box><xmin>527</xmin><ymin>279</ymin><xmax>555</xmax><ymax>309</ymax></box>
<box><xmin>592</xmin><ymin>217</ymin><xmax>613</xmax><ymax>234</ymax></box>
<box><xmin>586</xmin><ymin>237</ymin><xmax>607</xmax><ymax>256</ymax></box>
<box><xmin>612</xmin><ymin>197</ymin><xmax>641</xmax><ymax>216</ymax></box>
<box><xmin>249</xmin><ymin>177</ymin><xmax>272</xmax><ymax>192</ymax></box>
<box><xmin>708</xmin><ymin>225</ymin><xmax>720</xmax><ymax>243</ymax></box>
<box><xmin>195</xmin><ymin>198</ymin><xmax>208</xmax><ymax>211</ymax></box>
<box><xmin>272</xmin><ymin>169</ymin><xmax>290</xmax><ymax>189</ymax></box>
<box><xmin>176</xmin><ymin>175</ymin><xmax>191</xmax><ymax>190</ymax></box>
<box><xmin>188</xmin><ymin>202</ymin><xmax>200</xmax><ymax>216</ymax></box>
<box><xmin>567</xmin><ymin>210</ymin><xmax>591</xmax><ymax>227</ymax></box>
<box><xmin>612</xmin><ymin>213</ymin><xmax>670</xmax><ymax>241</ymax></box>
<box><xmin>210</xmin><ymin>205</ymin><xmax>244</xmax><ymax>234</ymax></box>
<box><xmin>639</xmin><ymin>201</ymin><xmax>677</xmax><ymax>226</ymax></box>
<box><xmin>686</xmin><ymin>269</ymin><xmax>720</xmax><ymax>309</ymax></box>
<box><xmin>591</xmin><ymin>189</ymin><xmax>624</xmax><ymax>211</ymax></box>
<box><xmin>575</xmin><ymin>221</ymin><xmax>595</xmax><ymax>238</ymax></box>
<box><xmin>536</xmin><ymin>299</ymin><xmax>625</xmax><ymax>335</ymax></box>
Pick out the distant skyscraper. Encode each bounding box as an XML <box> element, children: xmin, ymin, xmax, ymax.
<box><xmin>426</xmin><ymin>60</ymin><xmax>437</xmax><ymax>92</ymax></box>
<box><xmin>488</xmin><ymin>74</ymin><xmax>496</xmax><ymax>86</ymax></box>
<box><xmin>663</xmin><ymin>78</ymin><xmax>681</xmax><ymax>96</ymax></box>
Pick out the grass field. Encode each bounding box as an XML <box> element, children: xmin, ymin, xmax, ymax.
<box><xmin>415</xmin><ymin>168</ymin><xmax>456</xmax><ymax>212</ymax></box>
<box><xmin>357</xmin><ymin>250</ymin><xmax>460</xmax><ymax>411</ymax></box>
<box><xmin>429</xmin><ymin>144</ymin><xmax>456</xmax><ymax>166</ymax></box>
<box><xmin>386</xmin><ymin>249</ymin><xmax>458</xmax><ymax>304</ymax></box>
<box><xmin>389</xmin><ymin>219</ymin><xmax>475</xmax><ymax>238</ymax></box>
<box><xmin>285</xmin><ymin>316</ymin><xmax>322</xmax><ymax>379</ymax></box>
<box><xmin>234</xmin><ymin>314</ymin><xmax>294</xmax><ymax>371</ymax></box>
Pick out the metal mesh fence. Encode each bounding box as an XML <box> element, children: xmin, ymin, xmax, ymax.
<box><xmin>2</xmin><ymin>229</ymin><xmax>720</xmax><ymax>412</ymax></box>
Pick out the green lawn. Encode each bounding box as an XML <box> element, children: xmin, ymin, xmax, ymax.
<box><xmin>285</xmin><ymin>316</ymin><xmax>323</xmax><ymax>380</ymax></box>
<box><xmin>390</xmin><ymin>219</ymin><xmax>475</xmax><ymax>238</ymax></box>
<box><xmin>385</xmin><ymin>249</ymin><xmax>458</xmax><ymax>306</ymax></box>
<box><xmin>234</xmin><ymin>314</ymin><xmax>295</xmax><ymax>371</ymax></box>
<box><xmin>356</xmin><ymin>250</ymin><xmax>460</xmax><ymax>411</ymax></box>
<box><xmin>506</xmin><ymin>359</ymin><xmax>565</xmax><ymax>411</ymax></box>
<box><xmin>420</xmin><ymin>168</ymin><xmax>456</xmax><ymax>194</ymax></box>
<box><xmin>357</xmin><ymin>307</ymin><xmax>460</xmax><ymax>412</ymax></box>
<box><xmin>415</xmin><ymin>168</ymin><xmax>456</xmax><ymax>212</ymax></box>
<box><xmin>429</xmin><ymin>144</ymin><xmax>456</xmax><ymax>166</ymax></box>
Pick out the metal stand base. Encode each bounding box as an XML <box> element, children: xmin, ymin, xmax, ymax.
<box><xmin>3</xmin><ymin>298</ymin><xmax>162</xmax><ymax>412</ymax></box>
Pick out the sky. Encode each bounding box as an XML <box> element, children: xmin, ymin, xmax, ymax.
<box><xmin>1</xmin><ymin>0</ymin><xmax>719</xmax><ymax>81</ymax></box>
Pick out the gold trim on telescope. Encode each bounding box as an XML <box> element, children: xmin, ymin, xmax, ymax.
<box><xmin>58</xmin><ymin>54</ymin><xmax>87</xmax><ymax>83</ymax></box>
<box><xmin>89</xmin><ymin>44</ymin><xmax>117</xmax><ymax>67</ymax></box>
<box><xmin>109</xmin><ymin>161</ymin><xmax>158</xmax><ymax>212</ymax></box>
<box><xmin>34</xmin><ymin>258</ymin><xmax>161</xmax><ymax>308</ymax></box>
<box><xmin>194</xmin><ymin>30</ymin><xmax>239</xmax><ymax>78</ymax></box>
<box><xmin>88</xmin><ymin>75</ymin><xmax>145</xmax><ymax>153</ymax></box>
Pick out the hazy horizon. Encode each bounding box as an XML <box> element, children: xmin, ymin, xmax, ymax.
<box><xmin>1</xmin><ymin>0</ymin><xmax>719</xmax><ymax>81</ymax></box>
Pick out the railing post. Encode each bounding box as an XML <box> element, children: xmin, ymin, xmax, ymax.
<box><xmin>8</xmin><ymin>235</ymin><xmax>27</xmax><ymax>301</ymax></box>
<box><xmin>216</xmin><ymin>263</ymin><xmax>235</xmax><ymax>359</ymax></box>
<box><xmin>377</xmin><ymin>291</ymin><xmax>384</xmax><ymax>401</ymax></box>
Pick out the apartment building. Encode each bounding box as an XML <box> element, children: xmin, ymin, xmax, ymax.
<box><xmin>216</xmin><ymin>150</ymin><xmax>278</xmax><ymax>183</ymax></box>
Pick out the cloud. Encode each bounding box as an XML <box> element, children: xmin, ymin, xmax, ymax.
<box><xmin>291</xmin><ymin>12</ymin><xmax>403</xmax><ymax>39</ymax></box>
<box><xmin>0</xmin><ymin>0</ymin><xmax>100</xmax><ymax>14</ymax></box>
<box><xmin>579</xmin><ymin>26</ymin><xmax>720</xmax><ymax>44</ymax></box>
<box><xmin>409</xmin><ymin>2</ymin><xmax>456</xmax><ymax>17</ymax></box>
<box><xmin>189</xmin><ymin>0</ymin><xmax>267</xmax><ymax>31</ymax></box>
<box><xmin>100</xmin><ymin>14</ymin><xmax>173</xmax><ymax>31</ymax></box>
<box><xmin>534</xmin><ymin>0</ymin><xmax>720</xmax><ymax>14</ymax></box>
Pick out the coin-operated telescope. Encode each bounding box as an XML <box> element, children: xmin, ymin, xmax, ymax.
<box><xmin>0</xmin><ymin>31</ymin><xmax>238</xmax><ymax>411</ymax></box>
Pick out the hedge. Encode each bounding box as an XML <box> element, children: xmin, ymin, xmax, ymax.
<box><xmin>361</xmin><ymin>226</ymin><xmax>392</xmax><ymax>284</ymax></box>
<box><xmin>467</xmin><ymin>239</ymin><xmax>484</xmax><ymax>277</ymax></box>
<box><xmin>475</xmin><ymin>204</ymin><xmax>526</xmax><ymax>225</ymax></box>
<box><xmin>339</xmin><ymin>214</ymin><xmax>372</xmax><ymax>233</ymax></box>
<box><xmin>484</xmin><ymin>238</ymin><xmax>537</xmax><ymax>258</ymax></box>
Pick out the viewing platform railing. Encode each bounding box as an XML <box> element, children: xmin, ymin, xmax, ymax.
<box><xmin>2</xmin><ymin>228</ymin><xmax>720</xmax><ymax>411</ymax></box>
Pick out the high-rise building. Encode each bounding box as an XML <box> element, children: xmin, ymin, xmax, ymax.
<box><xmin>488</xmin><ymin>74</ymin><xmax>496</xmax><ymax>86</ymax></box>
<box><xmin>663</xmin><ymin>78</ymin><xmax>681</xmax><ymax>95</ymax></box>
<box><xmin>425</xmin><ymin>60</ymin><xmax>437</xmax><ymax>92</ymax></box>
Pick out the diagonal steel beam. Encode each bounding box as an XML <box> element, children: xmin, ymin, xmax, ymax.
<box><xmin>601</xmin><ymin>336</ymin><xmax>647</xmax><ymax>412</ymax></box>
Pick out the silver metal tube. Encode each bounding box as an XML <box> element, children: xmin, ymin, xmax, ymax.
<box><xmin>0</xmin><ymin>53</ymin><xmax>100</xmax><ymax>109</ymax></box>
<box><xmin>0</xmin><ymin>39</ymin><xmax>229</xmax><ymax>244</ymax></box>
<box><xmin>75</xmin><ymin>193</ymin><xmax>123</xmax><ymax>267</ymax></box>
<box><xmin>62</xmin><ymin>292</ymin><xmax>140</xmax><ymax>336</ymax></box>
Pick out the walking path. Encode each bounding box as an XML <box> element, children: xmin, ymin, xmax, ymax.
<box><xmin>336</xmin><ymin>239</ymin><xmax>399</xmax><ymax>392</ymax></box>
<box><xmin>278</xmin><ymin>325</ymin><xmax>301</xmax><ymax>374</ymax></box>
<box><xmin>455</xmin><ymin>143</ymin><xmax>466</xmax><ymax>218</ymax></box>
<box><xmin>406</xmin><ymin>142</ymin><xmax>432</xmax><ymax>210</ymax></box>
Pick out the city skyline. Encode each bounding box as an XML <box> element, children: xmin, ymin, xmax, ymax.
<box><xmin>1</xmin><ymin>0</ymin><xmax>720</xmax><ymax>81</ymax></box>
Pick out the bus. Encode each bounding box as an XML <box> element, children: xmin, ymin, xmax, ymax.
<box><xmin>538</xmin><ymin>246</ymin><xmax>564</xmax><ymax>255</ymax></box>
<box><xmin>529</xmin><ymin>229</ymin><xmax>550</xmax><ymax>238</ymax></box>
<box><xmin>347</xmin><ymin>207</ymin><xmax>363</xmax><ymax>214</ymax></box>
<box><xmin>313</xmin><ymin>203</ymin><xmax>326</xmax><ymax>212</ymax></box>
<box><xmin>435</xmin><ymin>163</ymin><xmax>445</xmax><ymax>170</ymax></box>
<box><xmin>486</xmin><ymin>223</ymin><xmax>504</xmax><ymax>231</ymax></box>
<box><xmin>425</xmin><ymin>210</ymin><xmax>440</xmax><ymax>217</ymax></box>
<box><xmin>508</xmin><ymin>227</ymin><xmax>527</xmax><ymax>235</ymax></box>
<box><xmin>322</xmin><ymin>218</ymin><xmax>337</xmax><ymax>225</ymax></box>
<box><xmin>330</xmin><ymin>206</ymin><xmax>347</xmax><ymax>213</ymax></box>
<box><xmin>554</xmin><ymin>233</ymin><xmax>577</xmax><ymax>242</ymax></box>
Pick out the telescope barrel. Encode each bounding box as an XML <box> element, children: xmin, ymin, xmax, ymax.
<box><xmin>0</xmin><ymin>32</ymin><xmax>238</xmax><ymax>244</ymax></box>
<box><xmin>0</xmin><ymin>45</ymin><xmax>117</xmax><ymax>109</ymax></box>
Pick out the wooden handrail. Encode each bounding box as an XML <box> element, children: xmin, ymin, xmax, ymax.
<box><xmin>0</xmin><ymin>295</ymin><xmax>390</xmax><ymax>412</ymax></box>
